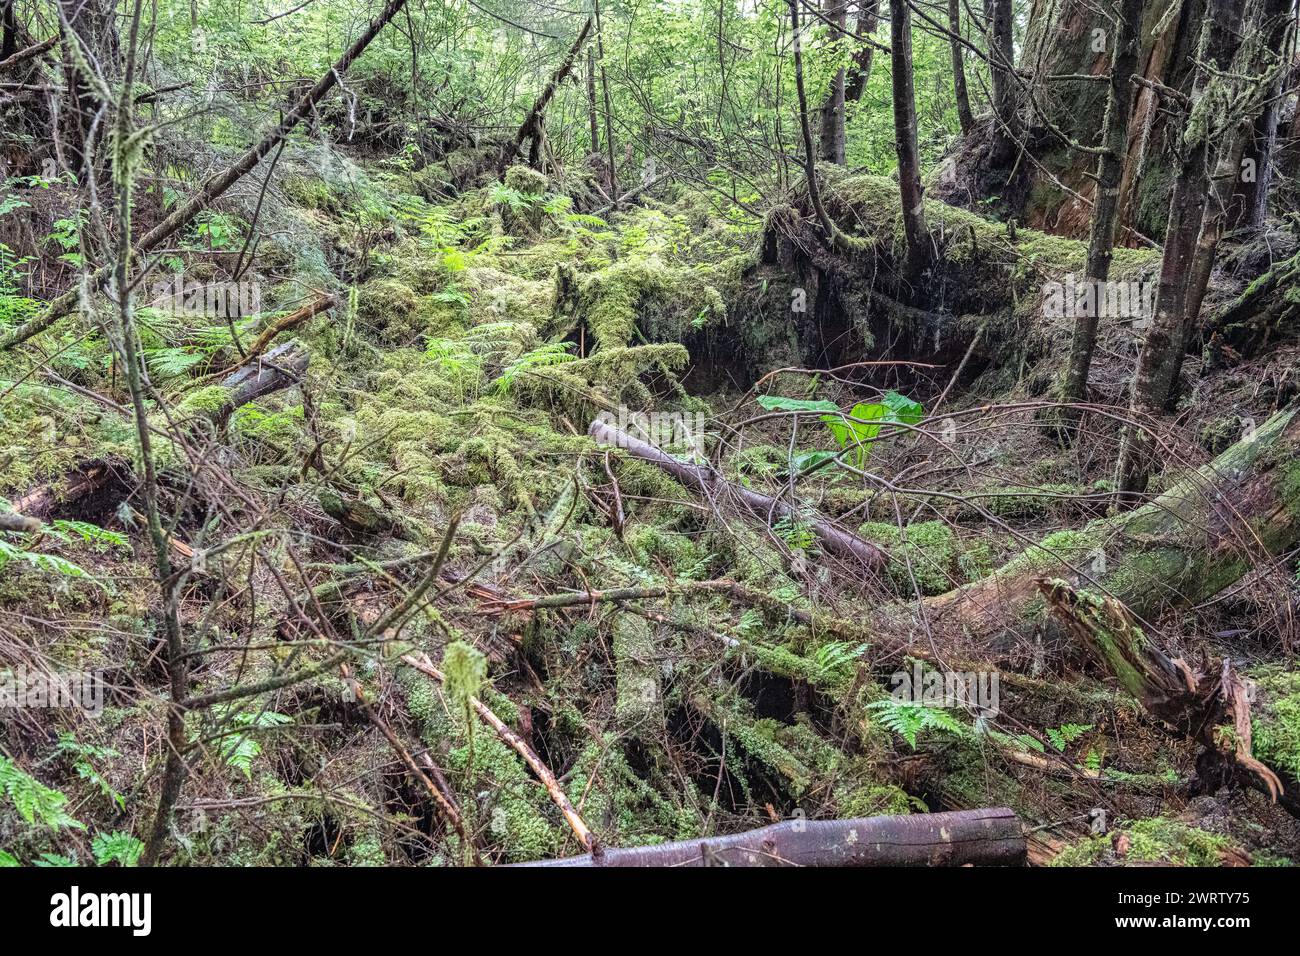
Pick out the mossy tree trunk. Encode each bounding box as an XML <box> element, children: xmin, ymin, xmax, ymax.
<box><xmin>922</xmin><ymin>406</ymin><xmax>1300</xmax><ymax>662</ymax></box>
<box><xmin>1116</xmin><ymin>0</ymin><xmax>1247</xmax><ymax>498</ymax></box>
<box><xmin>890</xmin><ymin>0</ymin><xmax>930</xmax><ymax>283</ymax></box>
<box><xmin>1060</xmin><ymin>0</ymin><xmax>1144</xmax><ymax>420</ymax></box>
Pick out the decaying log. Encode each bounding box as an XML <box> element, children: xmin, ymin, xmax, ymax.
<box><xmin>517</xmin><ymin>807</ymin><xmax>1025</xmax><ymax>867</ymax></box>
<box><xmin>214</xmin><ymin>340</ymin><xmax>310</xmax><ymax>425</ymax></box>
<box><xmin>0</xmin><ymin>511</ymin><xmax>42</xmax><ymax>533</ymax></box>
<box><xmin>208</xmin><ymin>294</ymin><xmax>335</xmax><ymax>379</ymax></box>
<box><xmin>1040</xmin><ymin>579</ymin><xmax>1292</xmax><ymax>812</ymax></box>
<box><xmin>8</xmin><ymin>458</ymin><xmax>121</xmax><ymax>521</ymax></box>
<box><xmin>401</xmin><ymin>651</ymin><xmax>596</xmax><ymax>852</ymax></box>
<box><xmin>5</xmin><ymin>345</ymin><xmax>308</xmax><ymax>522</ymax></box>
<box><xmin>923</xmin><ymin>406</ymin><xmax>1300</xmax><ymax>661</ymax></box>
<box><xmin>590</xmin><ymin>417</ymin><xmax>888</xmax><ymax>572</ymax></box>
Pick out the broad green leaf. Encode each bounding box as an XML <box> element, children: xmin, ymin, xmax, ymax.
<box><xmin>756</xmin><ymin>395</ymin><xmax>839</xmax><ymax>413</ymax></box>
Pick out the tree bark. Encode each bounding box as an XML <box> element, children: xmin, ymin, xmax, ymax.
<box><xmin>55</xmin><ymin>0</ymin><xmax>121</xmax><ymax>175</ymax></box>
<box><xmin>1060</xmin><ymin>0</ymin><xmax>1143</xmax><ymax>419</ymax></box>
<box><xmin>890</xmin><ymin>0</ymin><xmax>931</xmax><ymax>283</ymax></box>
<box><xmin>844</xmin><ymin>0</ymin><xmax>881</xmax><ymax>103</ymax></box>
<box><xmin>517</xmin><ymin>807</ymin><xmax>1026</xmax><ymax>866</ymax></box>
<box><xmin>983</xmin><ymin>0</ymin><xmax>1017</xmax><ymax>164</ymax></box>
<box><xmin>1116</xmin><ymin>0</ymin><xmax>1247</xmax><ymax>498</ymax></box>
<box><xmin>948</xmin><ymin>0</ymin><xmax>974</xmax><ymax>133</ymax></box>
<box><xmin>818</xmin><ymin>0</ymin><xmax>848</xmax><ymax>163</ymax></box>
<box><xmin>510</xmin><ymin>18</ymin><xmax>593</xmax><ymax>169</ymax></box>
<box><xmin>1229</xmin><ymin>0</ymin><xmax>1294</xmax><ymax>232</ymax></box>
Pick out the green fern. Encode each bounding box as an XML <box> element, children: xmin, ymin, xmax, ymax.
<box><xmin>216</xmin><ymin>710</ymin><xmax>293</xmax><ymax>779</ymax></box>
<box><xmin>867</xmin><ymin>699</ymin><xmax>968</xmax><ymax>750</ymax></box>
<box><xmin>1046</xmin><ymin>723</ymin><xmax>1094</xmax><ymax>751</ymax></box>
<box><xmin>0</xmin><ymin>755</ymin><xmax>84</xmax><ymax>830</ymax></box>
<box><xmin>92</xmin><ymin>831</ymin><xmax>144</xmax><ymax>867</ymax></box>
<box><xmin>492</xmin><ymin>342</ymin><xmax>576</xmax><ymax>395</ymax></box>
<box><xmin>809</xmin><ymin>641</ymin><xmax>867</xmax><ymax>685</ymax></box>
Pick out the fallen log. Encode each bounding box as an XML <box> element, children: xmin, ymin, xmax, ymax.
<box><xmin>0</xmin><ymin>511</ymin><xmax>42</xmax><ymax>533</ymax></box>
<box><xmin>1040</xmin><ymin>579</ymin><xmax>1295</xmax><ymax>814</ymax></box>
<box><xmin>516</xmin><ymin>807</ymin><xmax>1025</xmax><ymax>867</ymax></box>
<box><xmin>206</xmin><ymin>294</ymin><xmax>335</xmax><ymax>380</ymax></box>
<box><xmin>214</xmin><ymin>340</ymin><xmax>310</xmax><ymax>425</ymax></box>
<box><xmin>5</xmin><ymin>344</ymin><xmax>308</xmax><ymax>521</ymax></box>
<box><xmin>921</xmin><ymin>405</ymin><xmax>1300</xmax><ymax>661</ymax></box>
<box><xmin>590</xmin><ymin>417</ymin><xmax>888</xmax><ymax>572</ymax></box>
<box><xmin>509</xmin><ymin>17</ymin><xmax>593</xmax><ymax>169</ymax></box>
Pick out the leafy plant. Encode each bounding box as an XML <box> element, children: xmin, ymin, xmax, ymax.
<box><xmin>216</xmin><ymin>710</ymin><xmax>293</xmax><ymax>779</ymax></box>
<box><xmin>1046</xmin><ymin>723</ymin><xmax>1094</xmax><ymax>752</ymax></box>
<box><xmin>867</xmin><ymin>698</ymin><xmax>967</xmax><ymax>749</ymax></box>
<box><xmin>0</xmin><ymin>755</ymin><xmax>84</xmax><ymax>830</ymax></box>
<box><xmin>757</xmin><ymin>390</ymin><xmax>924</xmax><ymax>469</ymax></box>
<box><xmin>492</xmin><ymin>342</ymin><xmax>576</xmax><ymax>394</ymax></box>
<box><xmin>92</xmin><ymin>831</ymin><xmax>144</xmax><ymax>867</ymax></box>
<box><xmin>808</xmin><ymin>641</ymin><xmax>867</xmax><ymax>685</ymax></box>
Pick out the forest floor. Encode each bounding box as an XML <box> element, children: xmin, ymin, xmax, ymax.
<box><xmin>2</xmin><ymin>134</ymin><xmax>1299</xmax><ymax>867</ymax></box>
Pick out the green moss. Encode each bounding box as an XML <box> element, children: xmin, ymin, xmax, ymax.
<box><xmin>1051</xmin><ymin>817</ymin><xmax>1232</xmax><ymax>867</ymax></box>
<box><xmin>858</xmin><ymin>520</ymin><xmax>981</xmax><ymax>595</ymax></box>
<box><xmin>1248</xmin><ymin>668</ymin><xmax>1300</xmax><ymax>780</ymax></box>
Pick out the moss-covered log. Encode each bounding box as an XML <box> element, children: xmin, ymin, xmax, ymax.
<box><xmin>918</xmin><ymin>406</ymin><xmax>1300</xmax><ymax>662</ymax></box>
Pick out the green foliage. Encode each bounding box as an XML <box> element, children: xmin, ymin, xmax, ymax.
<box><xmin>867</xmin><ymin>698</ymin><xmax>968</xmax><ymax>750</ymax></box>
<box><xmin>1046</xmin><ymin>723</ymin><xmax>1094</xmax><ymax>752</ymax></box>
<box><xmin>757</xmin><ymin>390</ymin><xmax>923</xmax><ymax>468</ymax></box>
<box><xmin>0</xmin><ymin>755</ymin><xmax>84</xmax><ymax>831</ymax></box>
<box><xmin>216</xmin><ymin>710</ymin><xmax>293</xmax><ymax>779</ymax></box>
<box><xmin>92</xmin><ymin>831</ymin><xmax>144</xmax><ymax>867</ymax></box>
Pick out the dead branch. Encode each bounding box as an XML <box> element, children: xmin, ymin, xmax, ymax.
<box><xmin>401</xmin><ymin>651</ymin><xmax>595</xmax><ymax>852</ymax></box>
<box><xmin>590</xmin><ymin>417</ymin><xmax>888</xmax><ymax>572</ymax></box>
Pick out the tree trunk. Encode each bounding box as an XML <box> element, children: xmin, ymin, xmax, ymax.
<box><xmin>948</xmin><ymin>0</ymin><xmax>973</xmax><ymax>134</ymax></box>
<box><xmin>890</xmin><ymin>0</ymin><xmax>930</xmax><ymax>283</ymax></box>
<box><xmin>56</xmin><ymin>0</ymin><xmax>121</xmax><ymax>175</ymax></box>
<box><xmin>927</xmin><ymin>405</ymin><xmax>1300</xmax><ymax>662</ymax></box>
<box><xmin>1116</xmin><ymin>0</ymin><xmax>1247</xmax><ymax>498</ymax></box>
<box><xmin>983</xmin><ymin>0</ymin><xmax>1017</xmax><ymax>164</ymax></box>
<box><xmin>519</xmin><ymin>808</ymin><xmax>1026</xmax><ymax>867</ymax></box>
<box><xmin>844</xmin><ymin>0</ymin><xmax>880</xmax><ymax>103</ymax></box>
<box><xmin>1229</xmin><ymin>0</ymin><xmax>1294</xmax><ymax>232</ymax></box>
<box><xmin>818</xmin><ymin>0</ymin><xmax>848</xmax><ymax>164</ymax></box>
<box><xmin>1060</xmin><ymin>0</ymin><xmax>1144</xmax><ymax>420</ymax></box>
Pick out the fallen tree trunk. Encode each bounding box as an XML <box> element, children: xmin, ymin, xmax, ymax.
<box><xmin>6</xmin><ymin>344</ymin><xmax>309</xmax><ymax>520</ymax></box>
<box><xmin>214</xmin><ymin>340</ymin><xmax>310</xmax><ymax>425</ymax></box>
<box><xmin>590</xmin><ymin>417</ymin><xmax>888</xmax><ymax>572</ymax></box>
<box><xmin>516</xmin><ymin>807</ymin><xmax>1025</xmax><ymax>867</ymax></box>
<box><xmin>921</xmin><ymin>405</ymin><xmax>1300</xmax><ymax>662</ymax></box>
